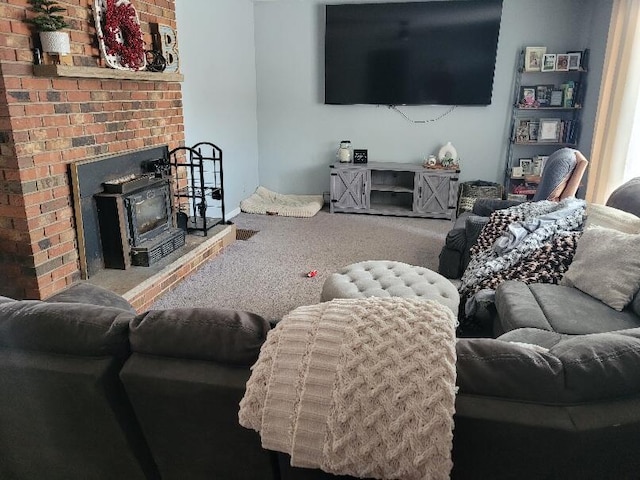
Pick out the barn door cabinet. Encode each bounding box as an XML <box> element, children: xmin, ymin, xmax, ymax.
<box><xmin>329</xmin><ymin>162</ymin><xmax>459</xmax><ymax>220</ymax></box>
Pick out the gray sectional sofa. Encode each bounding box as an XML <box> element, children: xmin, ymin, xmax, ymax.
<box><xmin>3</xmin><ymin>278</ymin><xmax>640</xmax><ymax>479</ymax></box>
<box><xmin>0</xmin><ymin>284</ymin><xmax>278</xmax><ymax>480</ymax></box>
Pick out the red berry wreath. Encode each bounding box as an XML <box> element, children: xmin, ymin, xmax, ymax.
<box><xmin>101</xmin><ymin>0</ymin><xmax>145</xmax><ymax>70</ymax></box>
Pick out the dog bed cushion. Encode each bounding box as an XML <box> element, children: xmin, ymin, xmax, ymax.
<box><xmin>240</xmin><ymin>186</ymin><xmax>324</xmax><ymax>217</ymax></box>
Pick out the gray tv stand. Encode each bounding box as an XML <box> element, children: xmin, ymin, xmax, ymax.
<box><xmin>329</xmin><ymin>162</ymin><xmax>459</xmax><ymax>220</ymax></box>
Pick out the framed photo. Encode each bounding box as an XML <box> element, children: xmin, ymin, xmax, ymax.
<box><xmin>524</xmin><ymin>46</ymin><xmax>546</xmax><ymax>72</ymax></box>
<box><xmin>550</xmin><ymin>89</ymin><xmax>564</xmax><ymax>107</ymax></box>
<box><xmin>536</xmin><ymin>84</ymin><xmax>554</xmax><ymax>106</ymax></box>
<box><xmin>515</xmin><ymin>119</ymin><xmax>530</xmax><ymax>143</ymax></box>
<box><xmin>519</xmin><ymin>158</ymin><xmax>534</xmax><ymax>175</ymax></box>
<box><xmin>538</xmin><ymin>118</ymin><xmax>561</xmax><ymax>142</ymax></box>
<box><xmin>528</xmin><ymin>121</ymin><xmax>540</xmax><ymax>141</ymax></box>
<box><xmin>511</xmin><ymin>166</ymin><xmax>524</xmax><ymax>178</ymax></box>
<box><xmin>541</xmin><ymin>54</ymin><xmax>556</xmax><ymax>72</ymax></box>
<box><xmin>555</xmin><ymin>54</ymin><xmax>570</xmax><ymax>71</ymax></box>
<box><xmin>567</xmin><ymin>51</ymin><xmax>582</xmax><ymax>70</ymax></box>
<box><xmin>533</xmin><ymin>156</ymin><xmax>548</xmax><ymax>176</ymax></box>
<box><xmin>519</xmin><ymin>86</ymin><xmax>537</xmax><ymax>107</ymax></box>
<box><xmin>353</xmin><ymin>149</ymin><xmax>368</xmax><ymax>164</ymax></box>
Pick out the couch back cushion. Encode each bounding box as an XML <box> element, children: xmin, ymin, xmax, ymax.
<box><xmin>122</xmin><ymin>308</ymin><xmax>276</xmax><ymax>480</ymax></box>
<box><xmin>0</xmin><ymin>300</ymin><xmax>134</xmax><ymax>356</ymax></box>
<box><xmin>457</xmin><ymin>328</ymin><xmax>640</xmax><ymax>403</ymax></box>
<box><xmin>129</xmin><ymin>308</ymin><xmax>270</xmax><ymax>366</ymax></box>
<box><xmin>0</xmin><ymin>300</ymin><xmax>156</xmax><ymax>480</ymax></box>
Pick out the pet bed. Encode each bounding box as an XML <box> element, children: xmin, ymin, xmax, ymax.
<box><xmin>240</xmin><ymin>186</ymin><xmax>324</xmax><ymax>217</ymax></box>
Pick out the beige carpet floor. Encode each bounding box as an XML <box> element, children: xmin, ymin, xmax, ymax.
<box><xmin>151</xmin><ymin>209</ymin><xmax>452</xmax><ymax>321</ymax></box>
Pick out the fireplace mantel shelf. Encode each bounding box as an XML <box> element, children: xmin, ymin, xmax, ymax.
<box><xmin>33</xmin><ymin>64</ymin><xmax>184</xmax><ymax>82</ymax></box>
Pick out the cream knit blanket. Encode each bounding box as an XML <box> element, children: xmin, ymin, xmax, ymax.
<box><xmin>238</xmin><ymin>297</ymin><xmax>457</xmax><ymax>480</ymax></box>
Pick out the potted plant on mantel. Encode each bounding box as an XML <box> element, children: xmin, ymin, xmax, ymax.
<box><xmin>24</xmin><ymin>0</ymin><xmax>71</xmax><ymax>57</ymax></box>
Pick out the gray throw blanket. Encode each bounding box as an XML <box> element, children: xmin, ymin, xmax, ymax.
<box><xmin>460</xmin><ymin>198</ymin><xmax>587</xmax><ymax>317</ymax></box>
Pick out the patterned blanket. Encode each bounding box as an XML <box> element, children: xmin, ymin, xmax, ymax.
<box><xmin>459</xmin><ymin>198</ymin><xmax>587</xmax><ymax>320</ymax></box>
<box><xmin>239</xmin><ymin>297</ymin><xmax>457</xmax><ymax>480</ymax></box>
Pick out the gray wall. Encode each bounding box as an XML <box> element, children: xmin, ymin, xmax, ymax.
<box><xmin>177</xmin><ymin>0</ymin><xmax>612</xmax><ymax>207</ymax></box>
<box><xmin>176</xmin><ymin>0</ymin><xmax>259</xmax><ymax>217</ymax></box>
<box><xmin>253</xmin><ymin>0</ymin><xmax>610</xmax><ymax>195</ymax></box>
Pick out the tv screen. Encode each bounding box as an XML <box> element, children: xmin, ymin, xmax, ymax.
<box><xmin>324</xmin><ymin>0</ymin><xmax>503</xmax><ymax>106</ymax></box>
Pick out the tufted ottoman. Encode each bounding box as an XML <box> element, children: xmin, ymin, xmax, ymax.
<box><xmin>320</xmin><ymin>260</ymin><xmax>460</xmax><ymax>315</ymax></box>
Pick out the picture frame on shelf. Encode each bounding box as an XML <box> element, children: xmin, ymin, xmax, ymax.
<box><xmin>567</xmin><ymin>52</ymin><xmax>582</xmax><ymax>70</ymax></box>
<box><xmin>555</xmin><ymin>54</ymin><xmax>570</xmax><ymax>71</ymax></box>
<box><xmin>519</xmin><ymin>86</ymin><xmax>537</xmax><ymax>107</ymax></box>
<box><xmin>541</xmin><ymin>54</ymin><xmax>556</xmax><ymax>72</ymax></box>
<box><xmin>550</xmin><ymin>89</ymin><xmax>564</xmax><ymax>107</ymax></box>
<box><xmin>512</xmin><ymin>166</ymin><xmax>524</xmax><ymax>178</ymax></box>
<box><xmin>519</xmin><ymin>158</ymin><xmax>534</xmax><ymax>175</ymax></box>
<box><xmin>524</xmin><ymin>46</ymin><xmax>546</xmax><ymax>72</ymax></box>
<box><xmin>528</xmin><ymin>121</ymin><xmax>540</xmax><ymax>141</ymax></box>
<box><xmin>538</xmin><ymin>118</ymin><xmax>562</xmax><ymax>142</ymax></box>
<box><xmin>536</xmin><ymin>84</ymin><xmax>554</xmax><ymax>106</ymax></box>
<box><xmin>533</xmin><ymin>156</ymin><xmax>548</xmax><ymax>175</ymax></box>
<box><xmin>515</xmin><ymin>119</ymin><xmax>530</xmax><ymax>143</ymax></box>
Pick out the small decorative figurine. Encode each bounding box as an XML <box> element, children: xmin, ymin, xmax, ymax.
<box><xmin>438</xmin><ymin>142</ymin><xmax>458</xmax><ymax>168</ymax></box>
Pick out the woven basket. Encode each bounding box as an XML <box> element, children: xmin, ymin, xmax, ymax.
<box><xmin>456</xmin><ymin>181</ymin><xmax>503</xmax><ymax>217</ymax></box>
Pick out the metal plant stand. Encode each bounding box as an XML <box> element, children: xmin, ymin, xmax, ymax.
<box><xmin>169</xmin><ymin>142</ymin><xmax>225</xmax><ymax>235</ymax></box>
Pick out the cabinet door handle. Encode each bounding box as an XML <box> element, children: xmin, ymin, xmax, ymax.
<box><xmin>418</xmin><ymin>186</ymin><xmax>422</xmax><ymax>197</ymax></box>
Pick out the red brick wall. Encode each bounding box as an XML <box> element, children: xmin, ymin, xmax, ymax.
<box><xmin>0</xmin><ymin>0</ymin><xmax>184</xmax><ymax>299</ymax></box>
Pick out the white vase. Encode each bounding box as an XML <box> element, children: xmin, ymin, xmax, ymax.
<box><xmin>438</xmin><ymin>142</ymin><xmax>458</xmax><ymax>167</ymax></box>
<box><xmin>40</xmin><ymin>31</ymin><xmax>70</xmax><ymax>55</ymax></box>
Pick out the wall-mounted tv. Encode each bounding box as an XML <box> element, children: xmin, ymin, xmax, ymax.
<box><xmin>324</xmin><ymin>0</ymin><xmax>503</xmax><ymax>106</ymax></box>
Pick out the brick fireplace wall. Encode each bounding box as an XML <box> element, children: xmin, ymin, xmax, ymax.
<box><xmin>0</xmin><ymin>0</ymin><xmax>184</xmax><ymax>300</ymax></box>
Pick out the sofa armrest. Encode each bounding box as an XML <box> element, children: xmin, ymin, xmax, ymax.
<box><xmin>456</xmin><ymin>338</ymin><xmax>564</xmax><ymax>401</ymax></box>
<box><xmin>45</xmin><ymin>282</ymin><xmax>135</xmax><ymax>312</ymax></box>
<box><xmin>472</xmin><ymin>199</ymin><xmax>521</xmax><ymax>217</ymax></box>
<box><xmin>498</xmin><ymin>327</ymin><xmax>569</xmax><ymax>350</ymax></box>
<box><xmin>464</xmin><ymin>215</ymin><xmax>490</xmax><ymax>247</ymax></box>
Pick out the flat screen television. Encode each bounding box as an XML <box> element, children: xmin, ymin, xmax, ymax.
<box><xmin>324</xmin><ymin>0</ymin><xmax>503</xmax><ymax>106</ymax></box>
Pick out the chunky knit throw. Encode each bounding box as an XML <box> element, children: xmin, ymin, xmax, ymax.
<box><xmin>238</xmin><ymin>297</ymin><xmax>457</xmax><ymax>480</ymax></box>
<box><xmin>459</xmin><ymin>198</ymin><xmax>586</xmax><ymax>322</ymax></box>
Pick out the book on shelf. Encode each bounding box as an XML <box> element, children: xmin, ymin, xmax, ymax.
<box><xmin>512</xmin><ymin>183</ymin><xmax>537</xmax><ymax>195</ymax></box>
<box><xmin>507</xmin><ymin>193</ymin><xmax>528</xmax><ymax>201</ymax></box>
<box><xmin>561</xmin><ymin>81</ymin><xmax>575</xmax><ymax>108</ymax></box>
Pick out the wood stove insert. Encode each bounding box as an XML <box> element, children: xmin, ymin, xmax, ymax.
<box><xmin>70</xmin><ymin>146</ymin><xmax>186</xmax><ymax>278</ymax></box>
<box><xmin>95</xmin><ymin>175</ymin><xmax>185</xmax><ymax>269</ymax></box>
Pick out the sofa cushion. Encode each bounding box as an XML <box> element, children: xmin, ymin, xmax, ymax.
<box><xmin>495</xmin><ymin>281</ymin><xmax>640</xmax><ymax>335</ymax></box>
<box><xmin>585</xmin><ymin>203</ymin><xmax>640</xmax><ymax>234</ymax></box>
<box><xmin>457</xmin><ymin>327</ymin><xmax>640</xmax><ymax>403</ymax></box>
<box><xmin>46</xmin><ymin>282</ymin><xmax>136</xmax><ymax>312</ymax></box>
<box><xmin>129</xmin><ymin>308</ymin><xmax>270</xmax><ymax>366</ymax></box>
<box><xmin>0</xmin><ymin>300</ymin><xmax>134</xmax><ymax>356</ymax></box>
<box><xmin>561</xmin><ymin>226</ymin><xmax>640</xmax><ymax>311</ymax></box>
